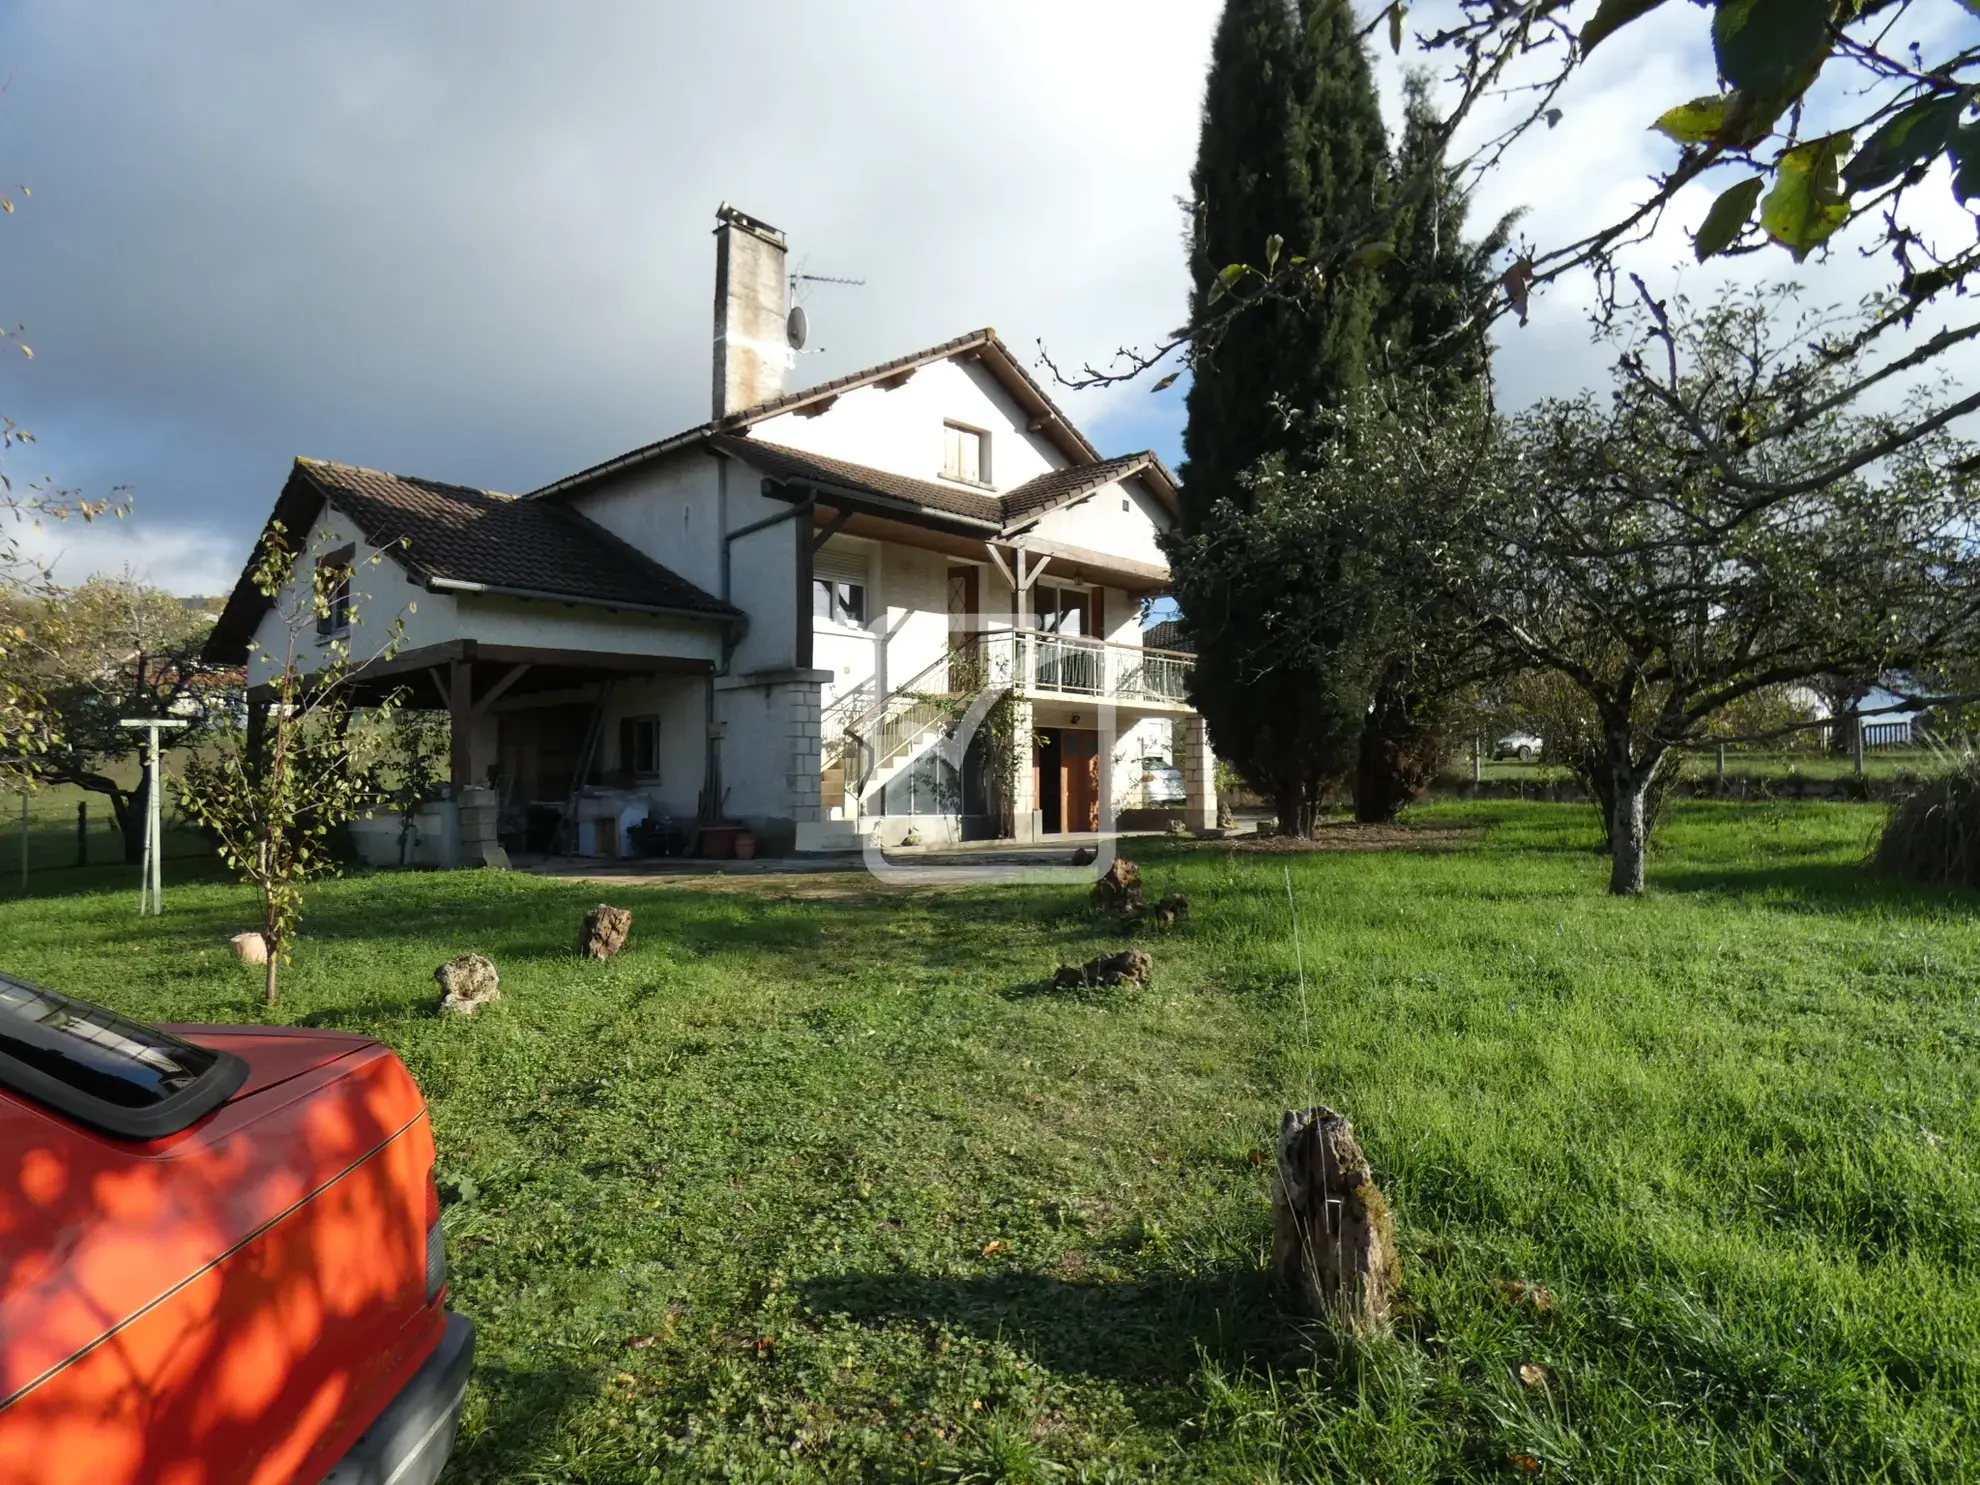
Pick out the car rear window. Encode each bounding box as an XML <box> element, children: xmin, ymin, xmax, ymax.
<box><xmin>0</xmin><ymin>973</ymin><xmax>247</xmax><ymax>1139</ymax></box>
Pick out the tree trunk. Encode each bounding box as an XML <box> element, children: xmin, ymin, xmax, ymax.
<box><xmin>76</xmin><ymin>774</ymin><xmax>142</xmax><ymax>865</ymax></box>
<box><xmin>122</xmin><ymin>772</ymin><xmax>149</xmax><ymax>866</ymax></box>
<box><xmin>1608</xmin><ymin>779</ymin><xmax>1648</xmax><ymax>895</ymax></box>
<box><xmin>1275</xmin><ymin>778</ymin><xmax>1320</xmax><ymax>838</ymax></box>
<box><xmin>1606</xmin><ymin>735</ymin><xmax>1658</xmax><ymax>895</ymax></box>
<box><xmin>262</xmin><ymin>890</ymin><xmax>281</xmax><ymax>1004</ymax></box>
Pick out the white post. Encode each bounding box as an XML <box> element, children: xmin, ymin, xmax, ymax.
<box><xmin>120</xmin><ymin>717</ymin><xmax>188</xmax><ymax>916</ymax></box>
<box><xmin>148</xmin><ymin>725</ymin><xmax>163</xmax><ymax>913</ymax></box>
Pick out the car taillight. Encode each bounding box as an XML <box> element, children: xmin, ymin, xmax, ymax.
<box><xmin>425</xmin><ymin>1166</ymin><xmax>447</xmax><ymax>1305</ymax></box>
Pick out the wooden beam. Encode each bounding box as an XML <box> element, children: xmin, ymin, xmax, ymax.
<box><xmin>428</xmin><ymin>665</ymin><xmax>452</xmax><ymax>710</ymax></box>
<box><xmin>470</xmin><ymin>662</ymin><xmax>531</xmax><ymax>716</ymax></box>
<box><xmin>982</xmin><ymin>543</ymin><xmax>1013</xmax><ymax>591</ymax></box>
<box><xmin>449</xmin><ymin>657</ymin><xmax>474</xmax><ymax>788</ymax></box>
<box><xmin>795</xmin><ymin>514</ymin><xmax>814</xmax><ymax>671</ymax></box>
<box><xmin>810</xmin><ymin>507</ymin><xmax>854</xmax><ymax>553</ymax></box>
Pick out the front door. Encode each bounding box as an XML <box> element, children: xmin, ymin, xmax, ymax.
<box><xmin>1035</xmin><ymin>729</ymin><xmax>1063</xmax><ymax>835</ymax></box>
<box><xmin>1063</xmin><ymin>729</ymin><xmax>1100</xmax><ymax>833</ymax></box>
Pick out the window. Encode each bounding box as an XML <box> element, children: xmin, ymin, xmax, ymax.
<box><xmin>1032</xmin><ymin>584</ymin><xmax>1089</xmax><ymax>636</ymax></box>
<box><xmin>942</xmin><ymin>422</ymin><xmax>989</xmax><ymax>485</ymax></box>
<box><xmin>315</xmin><ymin>546</ymin><xmax>354</xmax><ymax>637</ymax></box>
<box><xmin>620</xmin><ymin>715</ymin><xmax>661</xmax><ymax>780</ymax></box>
<box><xmin>813</xmin><ymin>579</ymin><xmax>866</xmax><ymax>626</ymax></box>
<box><xmin>0</xmin><ymin>972</ymin><xmax>247</xmax><ymax>1139</ymax></box>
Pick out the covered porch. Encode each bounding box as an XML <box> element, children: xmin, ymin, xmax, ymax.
<box><xmin>251</xmin><ymin>638</ymin><xmax>716</xmax><ymax>865</ymax></box>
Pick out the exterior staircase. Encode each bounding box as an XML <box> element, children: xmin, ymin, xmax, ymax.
<box><xmin>818</xmin><ymin>648</ymin><xmax>970</xmax><ymax>834</ymax></box>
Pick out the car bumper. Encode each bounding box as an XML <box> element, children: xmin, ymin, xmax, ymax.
<box><xmin>320</xmin><ymin>1311</ymin><xmax>475</xmax><ymax>1485</ymax></box>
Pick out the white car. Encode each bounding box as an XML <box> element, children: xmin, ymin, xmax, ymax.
<box><xmin>1494</xmin><ymin>731</ymin><xmax>1543</xmax><ymax>761</ymax></box>
<box><xmin>1138</xmin><ymin>756</ymin><xmax>1186</xmax><ymax>804</ymax></box>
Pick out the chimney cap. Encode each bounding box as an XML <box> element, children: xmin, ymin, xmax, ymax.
<box><xmin>714</xmin><ymin>201</ymin><xmax>787</xmax><ymax>249</ymax></box>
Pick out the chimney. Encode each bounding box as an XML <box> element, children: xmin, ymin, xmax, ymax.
<box><xmin>711</xmin><ymin>202</ymin><xmax>790</xmax><ymax>420</ymax></box>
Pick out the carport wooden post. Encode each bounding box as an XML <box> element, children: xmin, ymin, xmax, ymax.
<box><xmin>449</xmin><ymin>657</ymin><xmax>474</xmax><ymax>789</ymax></box>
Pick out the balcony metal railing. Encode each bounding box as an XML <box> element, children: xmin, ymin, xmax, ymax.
<box><xmin>952</xmin><ymin>630</ymin><xmax>1193</xmax><ymax>706</ymax></box>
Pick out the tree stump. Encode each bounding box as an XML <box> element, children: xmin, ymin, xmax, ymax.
<box><xmin>229</xmin><ymin>932</ymin><xmax>269</xmax><ymax>966</ymax></box>
<box><xmin>1091</xmin><ymin>857</ymin><xmax>1142</xmax><ymax>915</ymax></box>
<box><xmin>436</xmin><ymin>953</ymin><xmax>501</xmax><ymax>1016</ymax></box>
<box><xmin>579</xmin><ymin>904</ymin><xmax>632</xmax><ymax>960</ymax></box>
<box><xmin>1052</xmin><ymin>949</ymin><xmax>1152</xmax><ymax>989</ymax></box>
<box><xmin>1271</xmin><ymin>1106</ymin><xmax>1398</xmax><ymax>1330</ymax></box>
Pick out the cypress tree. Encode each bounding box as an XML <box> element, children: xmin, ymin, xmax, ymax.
<box><xmin>1171</xmin><ymin>0</ymin><xmax>1391</xmax><ymax>833</ymax></box>
<box><xmin>1372</xmin><ymin>71</ymin><xmax>1517</xmax><ymax>399</ymax></box>
<box><xmin>1178</xmin><ymin>0</ymin><xmax>1390</xmax><ymax>523</ymax></box>
<box><xmin>1351</xmin><ymin>71</ymin><xmax>1520</xmax><ymax>822</ymax></box>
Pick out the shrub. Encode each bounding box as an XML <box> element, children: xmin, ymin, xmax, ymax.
<box><xmin>1873</xmin><ymin>749</ymin><xmax>1980</xmax><ymax>887</ymax></box>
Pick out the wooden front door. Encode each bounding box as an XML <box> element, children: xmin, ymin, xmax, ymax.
<box><xmin>1063</xmin><ymin>729</ymin><xmax>1100</xmax><ymax>833</ymax></box>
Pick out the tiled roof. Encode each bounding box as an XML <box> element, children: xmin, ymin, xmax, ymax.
<box><xmin>204</xmin><ymin>459</ymin><xmax>735</xmax><ymax>663</ymax></box>
<box><xmin>712</xmin><ymin>437</ymin><xmax>1004</xmax><ymax>526</ymax></box>
<box><xmin>1000</xmin><ymin>453</ymin><xmax>1156</xmax><ymax>527</ymax></box>
<box><xmin>1142</xmin><ymin>619</ymin><xmax>1193</xmax><ymax>653</ymax></box>
<box><xmin>294</xmin><ymin>460</ymin><xmax>735</xmax><ymax>614</ymax></box>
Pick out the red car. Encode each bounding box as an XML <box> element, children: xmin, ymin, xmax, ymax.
<box><xmin>0</xmin><ymin>972</ymin><xmax>474</xmax><ymax>1485</ymax></box>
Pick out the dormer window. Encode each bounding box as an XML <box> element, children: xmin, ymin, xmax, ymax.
<box><xmin>315</xmin><ymin>547</ymin><xmax>354</xmax><ymax>637</ymax></box>
<box><xmin>942</xmin><ymin>422</ymin><xmax>989</xmax><ymax>486</ymax></box>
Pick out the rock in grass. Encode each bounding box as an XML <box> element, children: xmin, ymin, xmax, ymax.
<box><xmin>1091</xmin><ymin>857</ymin><xmax>1142</xmax><ymax>915</ymax></box>
<box><xmin>1270</xmin><ymin>1106</ymin><xmax>1398</xmax><ymax>1331</ymax></box>
<box><xmin>579</xmin><ymin>903</ymin><xmax>632</xmax><ymax>960</ymax></box>
<box><xmin>436</xmin><ymin>953</ymin><xmax>501</xmax><ymax>1016</ymax></box>
<box><xmin>1052</xmin><ymin>949</ymin><xmax>1153</xmax><ymax>990</ymax></box>
<box><xmin>1154</xmin><ymin>891</ymin><xmax>1189</xmax><ymax>928</ymax></box>
<box><xmin>229</xmin><ymin>932</ymin><xmax>269</xmax><ymax>966</ymax></box>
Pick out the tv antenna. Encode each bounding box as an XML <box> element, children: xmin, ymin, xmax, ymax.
<box><xmin>786</xmin><ymin>265</ymin><xmax>865</xmax><ymax>353</ymax></box>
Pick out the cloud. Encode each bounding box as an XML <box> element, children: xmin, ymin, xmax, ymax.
<box><xmin>0</xmin><ymin>1</ymin><xmax>1972</xmax><ymax>596</ymax></box>
<box><xmin>0</xmin><ymin>0</ymin><xmax>1223</xmax><ymax>594</ymax></box>
<box><xmin>7</xmin><ymin>509</ymin><xmax>242</xmax><ymax>597</ymax></box>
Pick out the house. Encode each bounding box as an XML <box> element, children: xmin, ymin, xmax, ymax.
<box><xmin>204</xmin><ymin>204</ymin><xmax>1215</xmax><ymax>859</ymax></box>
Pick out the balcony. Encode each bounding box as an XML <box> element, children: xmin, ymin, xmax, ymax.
<box><xmin>951</xmin><ymin>630</ymin><xmax>1193</xmax><ymax>709</ymax></box>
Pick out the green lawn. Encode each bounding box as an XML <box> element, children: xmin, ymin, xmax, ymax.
<box><xmin>4</xmin><ymin>801</ymin><xmax>1979</xmax><ymax>1482</ymax></box>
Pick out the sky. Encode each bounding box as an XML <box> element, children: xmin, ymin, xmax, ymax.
<box><xmin>1</xmin><ymin>0</ymin><xmax>1973</xmax><ymax>596</ymax></box>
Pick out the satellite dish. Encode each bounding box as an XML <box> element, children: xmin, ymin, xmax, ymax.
<box><xmin>786</xmin><ymin>304</ymin><xmax>809</xmax><ymax>351</ymax></box>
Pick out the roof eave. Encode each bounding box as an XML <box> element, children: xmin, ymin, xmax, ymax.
<box><xmin>424</xmin><ymin>576</ymin><xmax>741</xmax><ymax>625</ymax></box>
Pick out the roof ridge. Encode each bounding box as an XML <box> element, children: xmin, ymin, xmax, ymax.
<box><xmin>298</xmin><ymin>455</ymin><xmax>517</xmax><ymax>501</ymax></box>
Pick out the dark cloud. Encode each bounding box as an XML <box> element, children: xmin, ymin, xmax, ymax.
<box><xmin>0</xmin><ymin>0</ymin><xmax>1217</xmax><ymax>589</ymax></box>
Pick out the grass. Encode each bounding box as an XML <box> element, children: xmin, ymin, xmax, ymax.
<box><xmin>5</xmin><ymin>800</ymin><xmax>1980</xmax><ymax>1482</ymax></box>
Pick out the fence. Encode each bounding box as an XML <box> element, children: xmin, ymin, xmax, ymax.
<box><xmin>4</xmin><ymin>784</ymin><xmax>213</xmax><ymax>886</ymax></box>
<box><xmin>1443</xmin><ymin>720</ymin><xmax>1944</xmax><ymax>793</ymax></box>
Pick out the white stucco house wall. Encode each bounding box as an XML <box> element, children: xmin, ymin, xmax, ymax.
<box><xmin>205</xmin><ymin>204</ymin><xmax>1214</xmax><ymax>858</ymax></box>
